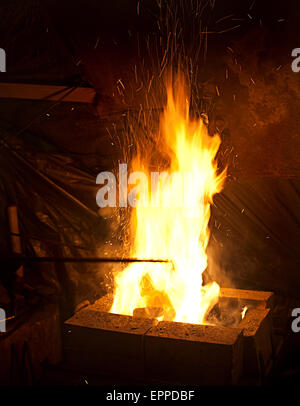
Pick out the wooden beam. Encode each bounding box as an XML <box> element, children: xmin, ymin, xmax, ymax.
<box><xmin>0</xmin><ymin>82</ymin><xmax>96</xmax><ymax>103</ymax></box>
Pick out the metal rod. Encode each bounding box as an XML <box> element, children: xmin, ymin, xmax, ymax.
<box><xmin>2</xmin><ymin>256</ymin><xmax>172</xmax><ymax>265</ymax></box>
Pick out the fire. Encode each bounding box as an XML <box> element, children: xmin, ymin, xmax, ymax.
<box><xmin>241</xmin><ymin>306</ymin><xmax>248</xmax><ymax>320</ymax></box>
<box><xmin>110</xmin><ymin>72</ymin><xmax>226</xmax><ymax>324</ymax></box>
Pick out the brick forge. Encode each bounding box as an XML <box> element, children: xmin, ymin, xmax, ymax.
<box><xmin>63</xmin><ymin>288</ymin><xmax>274</xmax><ymax>385</ymax></box>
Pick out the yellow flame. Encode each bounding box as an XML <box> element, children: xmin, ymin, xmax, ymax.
<box><xmin>110</xmin><ymin>73</ymin><xmax>226</xmax><ymax>324</ymax></box>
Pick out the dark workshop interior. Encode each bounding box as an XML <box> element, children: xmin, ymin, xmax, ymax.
<box><xmin>0</xmin><ymin>0</ymin><xmax>300</xmax><ymax>388</ymax></box>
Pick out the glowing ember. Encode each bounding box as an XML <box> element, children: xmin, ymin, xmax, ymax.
<box><xmin>241</xmin><ymin>306</ymin><xmax>248</xmax><ymax>320</ymax></box>
<box><xmin>110</xmin><ymin>72</ymin><xmax>226</xmax><ymax>325</ymax></box>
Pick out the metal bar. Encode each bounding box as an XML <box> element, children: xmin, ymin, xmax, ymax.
<box><xmin>2</xmin><ymin>256</ymin><xmax>172</xmax><ymax>265</ymax></box>
<box><xmin>0</xmin><ymin>83</ymin><xmax>96</xmax><ymax>103</ymax></box>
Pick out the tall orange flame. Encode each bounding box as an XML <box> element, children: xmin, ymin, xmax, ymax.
<box><xmin>110</xmin><ymin>73</ymin><xmax>226</xmax><ymax>324</ymax></box>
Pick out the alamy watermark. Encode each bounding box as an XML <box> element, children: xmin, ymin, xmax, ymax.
<box><xmin>96</xmin><ymin>164</ymin><xmax>205</xmax><ymax>217</ymax></box>
<box><xmin>0</xmin><ymin>48</ymin><xmax>6</xmax><ymax>72</ymax></box>
<box><xmin>291</xmin><ymin>308</ymin><xmax>300</xmax><ymax>333</ymax></box>
<box><xmin>0</xmin><ymin>308</ymin><xmax>6</xmax><ymax>333</ymax></box>
<box><xmin>291</xmin><ymin>48</ymin><xmax>300</xmax><ymax>73</ymax></box>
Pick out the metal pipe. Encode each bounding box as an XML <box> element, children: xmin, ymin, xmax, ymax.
<box><xmin>2</xmin><ymin>256</ymin><xmax>172</xmax><ymax>265</ymax></box>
